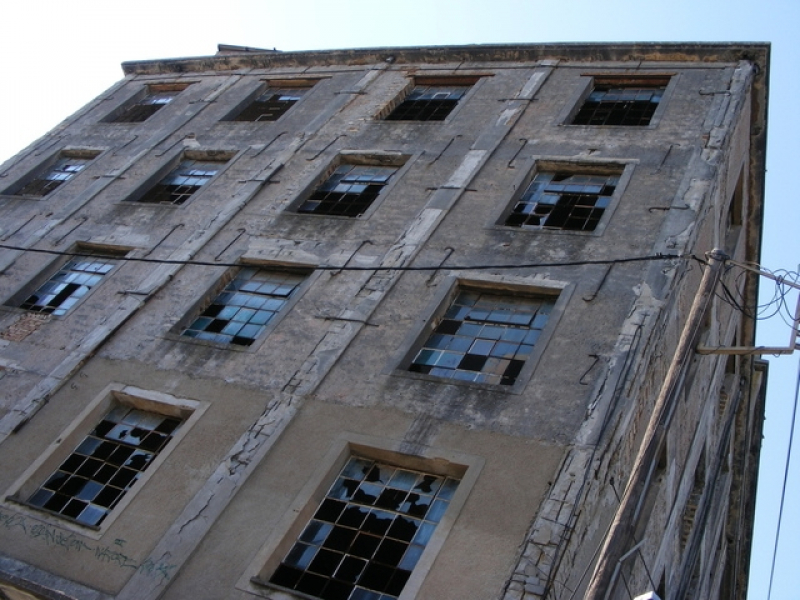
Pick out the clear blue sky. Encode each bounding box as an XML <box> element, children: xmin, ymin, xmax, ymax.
<box><xmin>1</xmin><ymin>2</ymin><xmax>797</xmax><ymax>598</ymax></box>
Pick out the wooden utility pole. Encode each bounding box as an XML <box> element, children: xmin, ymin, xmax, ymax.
<box><xmin>584</xmin><ymin>249</ymin><xmax>727</xmax><ymax>600</ymax></box>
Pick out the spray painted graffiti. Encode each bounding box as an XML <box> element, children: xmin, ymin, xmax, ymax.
<box><xmin>0</xmin><ymin>508</ymin><xmax>177</xmax><ymax>581</ymax></box>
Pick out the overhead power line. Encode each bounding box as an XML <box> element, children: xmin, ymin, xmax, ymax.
<box><xmin>0</xmin><ymin>242</ymin><xmax>696</xmax><ymax>272</ymax></box>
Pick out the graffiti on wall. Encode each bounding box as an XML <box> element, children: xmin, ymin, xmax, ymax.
<box><xmin>0</xmin><ymin>508</ymin><xmax>177</xmax><ymax>581</ymax></box>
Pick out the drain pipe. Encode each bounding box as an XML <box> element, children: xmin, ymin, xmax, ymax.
<box><xmin>584</xmin><ymin>248</ymin><xmax>727</xmax><ymax>600</ymax></box>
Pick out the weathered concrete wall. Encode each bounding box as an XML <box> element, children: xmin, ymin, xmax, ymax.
<box><xmin>0</xmin><ymin>45</ymin><xmax>767</xmax><ymax>600</ymax></box>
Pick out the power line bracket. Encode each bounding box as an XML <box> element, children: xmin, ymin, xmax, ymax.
<box><xmin>697</xmin><ymin>259</ymin><xmax>800</xmax><ymax>355</ymax></box>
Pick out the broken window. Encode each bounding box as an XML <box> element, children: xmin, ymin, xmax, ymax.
<box><xmin>182</xmin><ymin>267</ymin><xmax>306</xmax><ymax>346</ymax></box>
<box><xmin>297</xmin><ymin>163</ymin><xmax>399</xmax><ymax>217</ymax></box>
<box><xmin>269</xmin><ymin>456</ymin><xmax>460</xmax><ymax>600</ymax></box>
<box><xmin>386</xmin><ymin>84</ymin><xmax>471</xmax><ymax>121</ymax></box>
<box><xmin>27</xmin><ymin>406</ymin><xmax>182</xmax><ymax>527</ymax></box>
<box><xmin>14</xmin><ymin>153</ymin><xmax>98</xmax><ymax>197</ymax></box>
<box><xmin>409</xmin><ymin>290</ymin><xmax>555</xmax><ymax>386</ymax></box>
<box><xmin>135</xmin><ymin>158</ymin><xmax>227</xmax><ymax>206</ymax></box>
<box><xmin>231</xmin><ymin>84</ymin><xmax>311</xmax><ymax>121</ymax></box>
<box><xmin>16</xmin><ymin>249</ymin><xmax>125</xmax><ymax>316</ymax></box>
<box><xmin>572</xmin><ymin>77</ymin><xmax>668</xmax><ymax>126</ymax></box>
<box><xmin>504</xmin><ymin>170</ymin><xmax>620</xmax><ymax>231</ymax></box>
<box><xmin>107</xmin><ymin>84</ymin><xmax>189</xmax><ymax>123</ymax></box>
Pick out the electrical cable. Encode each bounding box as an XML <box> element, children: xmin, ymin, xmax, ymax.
<box><xmin>766</xmin><ymin>353</ymin><xmax>800</xmax><ymax>600</ymax></box>
<box><xmin>0</xmin><ymin>242</ymin><xmax>694</xmax><ymax>272</ymax></box>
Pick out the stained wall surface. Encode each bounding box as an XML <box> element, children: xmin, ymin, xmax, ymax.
<box><xmin>0</xmin><ymin>44</ymin><xmax>768</xmax><ymax>600</ymax></box>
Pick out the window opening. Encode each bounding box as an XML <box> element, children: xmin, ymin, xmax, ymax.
<box><xmin>232</xmin><ymin>86</ymin><xmax>310</xmax><ymax>122</ymax></box>
<box><xmin>16</xmin><ymin>249</ymin><xmax>124</xmax><ymax>316</ymax></box>
<box><xmin>680</xmin><ymin>447</ymin><xmax>706</xmax><ymax>550</ymax></box>
<box><xmin>109</xmin><ymin>85</ymin><xmax>186</xmax><ymax>123</ymax></box>
<box><xmin>269</xmin><ymin>456</ymin><xmax>460</xmax><ymax>600</ymax></box>
<box><xmin>182</xmin><ymin>267</ymin><xmax>306</xmax><ymax>346</ymax></box>
<box><xmin>135</xmin><ymin>158</ymin><xmax>226</xmax><ymax>206</ymax></box>
<box><xmin>386</xmin><ymin>85</ymin><xmax>471</xmax><ymax>121</ymax></box>
<box><xmin>504</xmin><ymin>170</ymin><xmax>620</xmax><ymax>231</ymax></box>
<box><xmin>572</xmin><ymin>78</ymin><xmax>668</xmax><ymax>126</ymax></box>
<box><xmin>298</xmin><ymin>164</ymin><xmax>399</xmax><ymax>217</ymax></box>
<box><xmin>26</xmin><ymin>406</ymin><xmax>182</xmax><ymax>527</ymax></box>
<box><xmin>409</xmin><ymin>290</ymin><xmax>554</xmax><ymax>386</ymax></box>
<box><xmin>15</xmin><ymin>154</ymin><xmax>97</xmax><ymax>197</ymax></box>
<box><xmin>727</xmin><ymin>170</ymin><xmax>744</xmax><ymax>228</ymax></box>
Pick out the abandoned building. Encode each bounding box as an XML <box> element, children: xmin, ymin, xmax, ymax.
<box><xmin>0</xmin><ymin>43</ymin><xmax>769</xmax><ymax>600</ymax></box>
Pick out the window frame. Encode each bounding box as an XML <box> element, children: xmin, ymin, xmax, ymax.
<box><xmin>286</xmin><ymin>151</ymin><xmax>413</xmax><ymax>220</ymax></box>
<box><xmin>170</xmin><ymin>261</ymin><xmax>315</xmax><ymax>352</ymax></box>
<box><xmin>123</xmin><ymin>150</ymin><xmax>235</xmax><ymax>208</ymax></box>
<box><xmin>238</xmin><ymin>435</ymin><xmax>483</xmax><ymax>600</ymax></box>
<box><xmin>2</xmin><ymin>149</ymin><xmax>102</xmax><ymax>198</ymax></box>
<box><xmin>222</xmin><ymin>78</ymin><xmax>319</xmax><ymax>123</ymax></box>
<box><xmin>377</xmin><ymin>75</ymin><xmax>486</xmax><ymax>124</ymax></box>
<box><xmin>2</xmin><ymin>244</ymin><xmax>130</xmax><ymax>319</ymax></box>
<box><xmin>102</xmin><ymin>82</ymin><xmax>192</xmax><ymax>124</ymax></box>
<box><xmin>2</xmin><ymin>384</ymin><xmax>207</xmax><ymax>539</ymax></box>
<box><xmin>492</xmin><ymin>157</ymin><xmax>636</xmax><ymax>236</ymax></box>
<box><xmin>391</xmin><ymin>275</ymin><xmax>572</xmax><ymax>394</ymax></box>
<box><xmin>561</xmin><ymin>73</ymin><xmax>676</xmax><ymax>129</ymax></box>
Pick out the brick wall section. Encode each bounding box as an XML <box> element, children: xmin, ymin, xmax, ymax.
<box><xmin>0</xmin><ymin>313</ymin><xmax>51</xmax><ymax>342</ymax></box>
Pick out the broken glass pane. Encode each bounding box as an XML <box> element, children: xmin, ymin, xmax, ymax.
<box><xmin>28</xmin><ymin>406</ymin><xmax>183</xmax><ymax>527</ymax></box>
<box><xmin>409</xmin><ymin>290</ymin><xmax>555</xmax><ymax>386</ymax></box>
<box><xmin>15</xmin><ymin>155</ymin><xmax>95</xmax><ymax>197</ymax></box>
<box><xmin>386</xmin><ymin>84</ymin><xmax>471</xmax><ymax>121</ymax></box>
<box><xmin>269</xmin><ymin>457</ymin><xmax>459</xmax><ymax>600</ymax></box>
<box><xmin>572</xmin><ymin>82</ymin><xmax>666</xmax><ymax>126</ymax></box>
<box><xmin>18</xmin><ymin>250</ymin><xmax>124</xmax><ymax>316</ymax></box>
<box><xmin>505</xmin><ymin>171</ymin><xmax>620</xmax><ymax>231</ymax></box>
<box><xmin>181</xmin><ymin>269</ymin><xmax>305</xmax><ymax>346</ymax></box>
<box><xmin>232</xmin><ymin>86</ymin><xmax>310</xmax><ymax>121</ymax></box>
<box><xmin>135</xmin><ymin>159</ymin><xmax>226</xmax><ymax>206</ymax></box>
<box><xmin>298</xmin><ymin>164</ymin><xmax>399</xmax><ymax>217</ymax></box>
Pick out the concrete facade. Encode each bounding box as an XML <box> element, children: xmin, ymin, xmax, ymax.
<box><xmin>0</xmin><ymin>43</ymin><xmax>768</xmax><ymax>600</ymax></box>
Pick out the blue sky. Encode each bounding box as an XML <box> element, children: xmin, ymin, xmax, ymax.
<box><xmin>1</xmin><ymin>2</ymin><xmax>798</xmax><ymax>598</ymax></box>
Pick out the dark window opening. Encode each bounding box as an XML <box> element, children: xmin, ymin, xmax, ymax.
<box><xmin>135</xmin><ymin>158</ymin><xmax>226</xmax><ymax>206</ymax></box>
<box><xmin>572</xmin><ymin>78</ymin><xmax>668</xmax><ymax>126</ymax></box>
<box><xmin>232</xmin><ymin>86</ymin><xmax>309</xmax><ymax>122</ymax></box>
<box><xmin>728</xmin><ymin>170</ymin><xmax>744</xmax><ymax>229</ymax></box>
<box><xmin>27</xmin><ymin>406</ymin><xmax>182</xmax><ymax>527</ymax></box>
<box><xmin>680</xmin><ymin>447</ymin><xmax>706</xmax><ymax>550</ymax></box>
<box><xmin>109</xmin><ymin>85</ymin><xmax>187</xmax><ymax>123</ymax></box>
<box><xmin>15</xmin><ymin>154</ymin><xmax>97</xmax><ymax>197</ymax></box>
<box><xmin>182</xmin><ymin>267</ymin><xmax>306</xmax><ymax>346</ymax></box>
<box><xmin>504</xmin><ymin>170</ymin><xmax>620</xmax><ymax>231</ymax></box>
<box><xmin>17</xmin><ymin>249</ymin><xmax>124</xmax><ymax>316</ymax></box>
<box><xmin>297</xmin><ymin>164</ymin><xmax>399</xmax><ymax>217</ymax></box>
<box><xmin>409</xmin><ymin>290</ymin><xmax>555</xmax><ymax>386</ymax></box>
<box><xmin>115</xmin><ymin>92</ymin><xmax>176</xmax><ymax>122</ymax></box>
<box><xmin>269</xmin><ymin>456</ymin><xmax>460</xmax><ymax>600</ymax></box>
<box><xmin>386</xmin><ymin>85</ymin><xmax>471</xmax><ymax>121</ymax></box>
